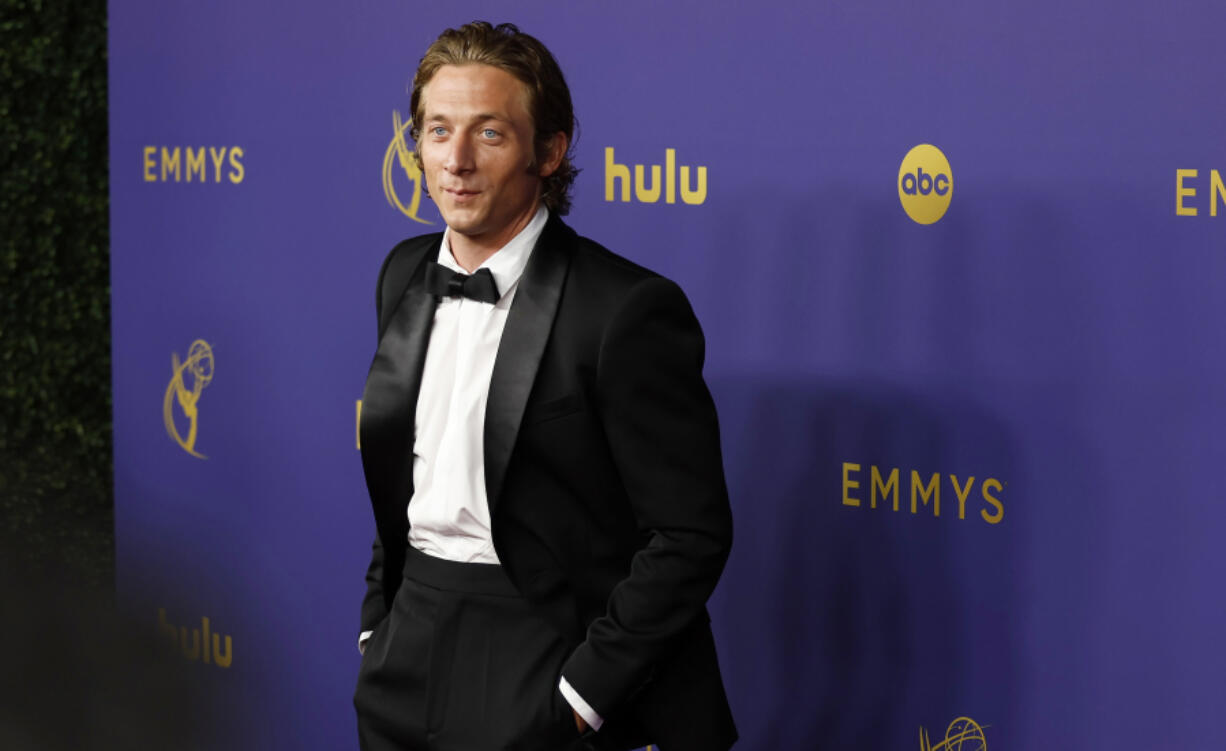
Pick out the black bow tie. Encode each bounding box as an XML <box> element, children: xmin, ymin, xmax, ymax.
<box><xmin>425</xmin><ymin>261</ymin><xmax>500</xmax><ymax>304</ymax></box>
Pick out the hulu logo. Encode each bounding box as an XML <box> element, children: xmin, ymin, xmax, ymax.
<box><xmin>158</xmin><ymin>608</ymin><xmax>233</xmax><ymax>668</ymax></box>
<box><xmin>605</xmin><ymin>147</ymin><xmax>707</xmax><ymax>205</ymax></box>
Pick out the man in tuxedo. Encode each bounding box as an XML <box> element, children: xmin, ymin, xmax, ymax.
<box><xmin>354</xmin><ymin>22</ymin><xmax>736</xmax><ymax>751</ymax></box>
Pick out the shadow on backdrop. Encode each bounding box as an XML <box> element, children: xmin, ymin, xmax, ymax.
<box><xmin>0</xmin><ymin>554</ymin><xmax>217</xmax><ymax>750</ymax></box>
<box><xmin>709</xmin><ymin>376</ymin><xmax>1019</xmax><ymax>749</ymax></box>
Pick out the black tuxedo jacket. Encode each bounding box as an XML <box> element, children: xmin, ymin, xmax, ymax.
<box><xmin>359</xmin><ymin>214</ymin><xmax>736</xmax><ymax>751</ymax></box>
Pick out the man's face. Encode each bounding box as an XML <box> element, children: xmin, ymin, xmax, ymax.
<box><xmin>418</xmin><ymin>64</ymin><xmax>554</xmax><ymax>251</ymax></box>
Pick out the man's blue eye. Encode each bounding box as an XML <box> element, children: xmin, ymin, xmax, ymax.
<box><xmin>432</xmin><ymin>127</ymin><xmax>447</xmax><ymax>136</ymax></box>
<box><xmin>482</xmin><ymin>129</ymin><xmax>498</xmax><ymax>138</ymax></box>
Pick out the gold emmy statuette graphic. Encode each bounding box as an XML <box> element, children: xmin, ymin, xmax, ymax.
<box><xmin>163</xmin><ymin>339</ymin><xmax>214</xmax><ymax>459</ymax></box>
<box><xmin>383</xmin><ymin>110</ymin><xmax>432</xmax><ymax>224</ymax></box>
<box><xmin>920</xmin><ymin>716</ymin><xmax>987</xmax><ymax>751</ymax></box>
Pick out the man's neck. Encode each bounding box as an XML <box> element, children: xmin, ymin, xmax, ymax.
<box><xmin>447</xmin><ymin>202</ymin><xmax>542</xmax><ymax>273</ymax></box>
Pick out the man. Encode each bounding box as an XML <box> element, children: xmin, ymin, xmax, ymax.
<box><xmin>354</xmin><ymin>22</ymin><xmax>736</xmax><ymax>751</ymax></box>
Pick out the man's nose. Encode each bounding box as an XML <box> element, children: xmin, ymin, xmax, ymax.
<box><xmin>444</xmin><ymin>133</ymin><xmax>474</xmax><ymax>174</ymax></box>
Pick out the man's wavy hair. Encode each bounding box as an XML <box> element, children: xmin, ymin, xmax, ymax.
<box><xmin>410</xmin><ymin>21</ymin><xmax>579</xmax><ymax>215</ymax></box>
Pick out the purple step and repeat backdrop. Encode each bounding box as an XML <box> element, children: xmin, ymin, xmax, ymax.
<box><xmin>109</xmin><ymin>1</ymin><xmax>1225</xmax><ymax>748</ymax></box>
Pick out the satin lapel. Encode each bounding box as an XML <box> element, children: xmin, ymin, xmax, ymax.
<box><xmin>360</xmin><ymin>244</ymin><xmax>438</xmax><ymax>528</ymax></box>
<box><xmin>484</xmin><ymin>216</ymin><xmax>573</xmax><ymax>512</ymax></box>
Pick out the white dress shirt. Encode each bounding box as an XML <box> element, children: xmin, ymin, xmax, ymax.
<box><xmin>406</xmin><ymin>206</ymin><xmax>545</xmax><ymax>563</ymax></box>
<box><xmin>358</xmin><ymin>205</ymin><xmax>603</xmax><ymax>730</ymax></box>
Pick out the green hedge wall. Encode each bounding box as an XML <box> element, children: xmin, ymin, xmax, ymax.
<box><xmin>0</xmin><ymin>0</ymin><xmax>112</xmax><ymax>588</ymax></box>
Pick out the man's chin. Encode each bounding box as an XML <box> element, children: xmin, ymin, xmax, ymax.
<box><xmin>436</xmin><ymin>207</ymin><xmax>486</xmax><ymax>235</ymax></box>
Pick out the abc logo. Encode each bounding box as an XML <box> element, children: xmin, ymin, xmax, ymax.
<box><xmin>898</xmin><ymin>144</ymin><xmax>953</xmax><ymax>225</ymax></box>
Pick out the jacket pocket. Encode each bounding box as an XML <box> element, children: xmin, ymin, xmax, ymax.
<box><xmin>523</xmin><ymin>392</ymin><xmax>584</xmax><ymax>426</ymax></box>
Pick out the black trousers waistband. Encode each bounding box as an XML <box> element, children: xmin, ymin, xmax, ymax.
<box><xmin>360</xmin><ymin>545</ymin><xmax>579</xmax><ymax>750</ymax></box>
<box><xmin>402</xmin><ymin>544</ymin><xmax>520</xmax><ymax>597</ymax></box>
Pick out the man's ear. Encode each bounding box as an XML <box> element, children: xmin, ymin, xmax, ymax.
<box><xmin>537</xmin><ymin>132</ymin><xmax>568</xmax><ymax>178</ymax></box>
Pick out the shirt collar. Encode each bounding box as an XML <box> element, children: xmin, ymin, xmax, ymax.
<box><xmin>437</xmin><ymin>205</ymin><xmax>549</xmax><ymax>302</ymax></box>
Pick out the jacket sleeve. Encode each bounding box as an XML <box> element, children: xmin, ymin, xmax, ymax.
<box><xmin>560</xmin><ymin>276</ymin><xmax>733</xmax><ymax>717</ymax></box>
<box><xmin>358</xmin><ymin>245</ymin><xmax>400</xmax><ymax>634</ymax></box>
<box><xmin>360</xmin><ymin>534</ymin><xmax>388</xmax><ymax>632</ymax></box>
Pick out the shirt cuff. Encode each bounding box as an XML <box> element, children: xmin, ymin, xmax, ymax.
<box><xmin>358</xmin><ymin>630</ymin><xmax>373</xmax><ymax>655</ymax></box>
<box><xmin>558</xmin><ymin>676</ymin><xmax>604</xmax><ymax>731</ymax></box>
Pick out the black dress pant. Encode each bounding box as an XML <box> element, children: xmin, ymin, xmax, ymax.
<box><xmin>354</xmin><ymin>546</ymin><xmax>589</xmax><ymax>751</ymax></box>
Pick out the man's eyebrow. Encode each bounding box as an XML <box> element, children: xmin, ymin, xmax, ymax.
<box><xmin>423</xmin><ymin>112</ymin><xmax>509</xmax><ymax>125</ymax></box>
